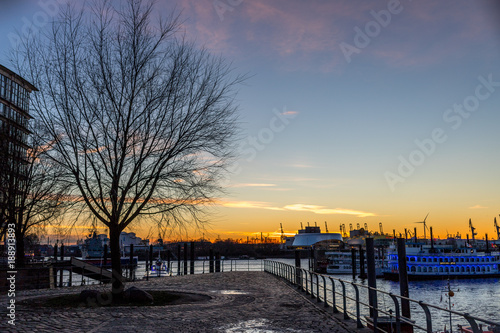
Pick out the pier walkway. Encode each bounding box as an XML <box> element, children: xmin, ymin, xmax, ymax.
<box><xmin>0</xmin><ymin>271</ymin><xmax>366</xmax><ymax>333</ymax></box>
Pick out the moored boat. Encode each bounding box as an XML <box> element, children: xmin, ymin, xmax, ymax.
<box><xmin>325</xmin><ymin>249</ymin><xmax>387</xmax><ymax>277</ymax></box>
<box><xmin>383</xmin><ymin>241</ymin><xmax>500</xmax><ymax>280</ymax></box>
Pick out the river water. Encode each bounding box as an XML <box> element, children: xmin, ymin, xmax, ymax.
<box><xmin>62</xmin><ymin>258</ymin><xmax>499</xmax><ymax>331</ymax></box>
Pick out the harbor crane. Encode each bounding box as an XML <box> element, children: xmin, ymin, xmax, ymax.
<box><xmin>340</xmin><ymin>224</ymin><xmax>347</xmax><ymax>238</ymax></box>
<box><xmin>494</xmin><ymin>217</ymin><xmax>500</xmax><ymax>240</ymax></box>
<box><xmin>469</xmin><ymin>218</ymin><xmax>477</xmax><ymax>244</ymax></box>
<box><xmin>415</xmin><ymin>213</ymin><xmax>430</xmax><ymax>240</ymax></box>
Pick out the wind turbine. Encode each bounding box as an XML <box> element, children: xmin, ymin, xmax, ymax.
<box><xmin>414</xmin><ymin>213</ymin><xmax>430</xmax><ymax>241</ymax></box>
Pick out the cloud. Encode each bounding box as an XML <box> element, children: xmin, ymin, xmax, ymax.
<box><xmin>164</xmin><ymin>0</ymin><xmax>497</xmax><ymax>71</ymax></box>
<box><xmin>469</xmin><ymin>205</ymin><xmax>488</xmax><ymax>209</ymax></box>
<box><xmin>232</xmin><ymin>183</ymin><xmax>277</xmax><ymax>187</ymax></box>
<box><xmin>221</xmin><ymin>201</ymin><xmax>283</xmax><ymax>210</ymax></box>
<box><xmin>220</xmin><ymin>200</ymin><xmax>376</xmax><ymax>217</ymax></box>
<box><xmin>283</xmin><ymin>204</ymin><xmax>376</xmax><ymax>217</ymax></box>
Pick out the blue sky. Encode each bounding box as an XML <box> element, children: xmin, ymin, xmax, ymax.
<box><xmin>1</xmin><ymin>0</ymin><xmax>500</xmax><ymax>241</ymax></box>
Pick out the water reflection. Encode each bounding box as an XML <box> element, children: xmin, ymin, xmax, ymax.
<box><xmin>220</xmin><ymin>319</ymin><xmax>305</xmax><ymax>332</ymax></box>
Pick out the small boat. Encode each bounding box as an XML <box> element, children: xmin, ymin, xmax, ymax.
<box><xmin>146</xmin><ymin>257</ymin><xmax>171</xmax><ymax>277</ymax></box>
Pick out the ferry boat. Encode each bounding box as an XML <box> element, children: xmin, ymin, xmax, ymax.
<box><xmin>325</xmin><ymin>250</ymin><xmax>387</xmax><ymax>277</ymax></box>
<box><xmin>383</xmin><ymin>240</ymin><xmax>500</xmax><ymax>280</ymax></box>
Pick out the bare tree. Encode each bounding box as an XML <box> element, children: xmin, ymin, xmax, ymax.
<box><xmin>13</xmin><ymin>126</ymin><xmax>72</xmax><ymax>267</ymax></box>
<box><xmin>15</xmin><ymin>0</ymin><xmax>242</xmax><ymax>294</ymax></box>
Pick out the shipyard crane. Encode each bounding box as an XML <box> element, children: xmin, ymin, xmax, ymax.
<box><xmin>280</xmin><ymin>223</ymin><xmax>284</xmax><ymax>244</ymax></box>
<box><xmin>415</xmin><ymin>213</ymin><xmax>430</xmax><ymax>240</ymax></box>
<box><xmin>494</xmin><ymin>217</ymin><xmax>500</xmax><ymax>240</ymax></box>
<box><xmin>340</xmin><ymin>224</ymin><xmax>347</xmax><ymax>238</ymax></box>
<box><xmin>469</xmin><ymin>218</ymin><xmax>477</xmax><ymax>244</ymax></box>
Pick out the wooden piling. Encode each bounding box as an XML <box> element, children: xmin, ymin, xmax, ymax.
<box><xmin>190</xmin><ymin>242</ymin><xmax>195</xmax><ymax>274</ymax></box>
<box><xmin>366</xmin><ymin>238</ymin><xmax>378</xmax><ymax>318</ymax></box>
<box><xmin>397</xmin><ymin>238</ymin><xmax>411</xmax><ymax>319</ymax></box>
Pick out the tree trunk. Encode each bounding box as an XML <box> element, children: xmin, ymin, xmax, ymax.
<box><xmin>109</xmin><ymin>225</ymin><xmax>124</xmax><ymax>300</ymax></box>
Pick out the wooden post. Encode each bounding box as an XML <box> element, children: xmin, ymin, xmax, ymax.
<box><xmin>397</xmin><ymin>238</ymin><xmax>411</xmax><ymax>319</ymax></box>
<box><xmin>59</xmin><ymin>244</ymin><xmax>64</xmax><ymax>287</ymax></box>
<box><xmin>209</xmin><ymin>249</ymin><xmax>214</xmax><ymax>273</ymax></box>
<box><xmin>149</xmin><ymin>244</ymin><xmax>153</xmax><ymax>270</ymax></box>
<box><xmin>215</xmin><ymin>252</ymin><xmax>221</xmax><ymax>272</ymax></box>
<box><xmin>366</xmin><ymin>238</ymin><xmax>378</xmax><ymax>318</ymax></box>
<box><xmin>358</xmin><ymin>245</ymin><xmax>367</xmax><ymax>279</ymax></box>
<box><xmin>177</xmin><ymin>244</ymin><xmax>181</xmax><ymax>275</ymax></box>
<box><xmin>167</xmin><ymin>250</ymin><xmax>171</xmax><ymax>270</ymax></box>
<box><xmin>183</xmin><ymin>242</ymin><xmax>188</xmax><ymax>275</ymax></box>
<box><xmin>145</xmin><ymin>250</ymin><xmax>149</xmax><ymax>281</ymax></box>
<box><xmin>351</xmin><ymin>247</ymin><xmax>357</xmax><ymax>279</ymax></box>
<box><xmin>190</xmin><ymin>241</ymin><xmax>195</xmax><ymax>274</ymax></box>
<box><xmin>53</xmin><ymin>244</ymin><xmax>58</xmax><ymax>288</ymax></box>
<box><xmin>129</xmin><ymin>244</ymin><xmax>134</xmax><ymax>280</ymax></box>
<box><xmin>294</xmin><ymin>250</ymin><xmax>301</xmax><ymax>287</ymax></box>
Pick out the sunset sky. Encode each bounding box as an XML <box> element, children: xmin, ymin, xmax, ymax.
<box><xmin>1</xmin><ymin>0</ymin><xmax>500</xmax><ymax>243</ymax></box>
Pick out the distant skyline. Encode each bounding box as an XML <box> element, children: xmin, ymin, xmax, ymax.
<box><xmin>1</xmin><ymin>0</ymin><xmax>500</xmax><ymax>243</ymax></box>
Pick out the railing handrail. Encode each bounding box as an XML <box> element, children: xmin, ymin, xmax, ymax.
<box><xmin>263</xmin><ymin>259</ymin><xmax>500</xmax><ymax>333</ymax></box>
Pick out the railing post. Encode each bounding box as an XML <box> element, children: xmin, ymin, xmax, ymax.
<box><xmin>329</xmin><ymin>277</ymin><xmax>339</xmax><ymax>313</ymax></box>
<box><xmin>316</xmin><ymin>274</ymin><xmax>321</xmax><ymax>303</ymax></box>
<box><xmin>309</xmin><ymin>272</ymin><xmax>315</xmax><ymax>298</ymax></box>
<box><xmin>389</xmin><ymin>293</ymin><xmax>402</xmax><ymax>333</ymax></box>
<box><xmin>463</xmin><ymin>313</ymin><xmax>481</xmax><ymax>333</ymax></box>
<box><xmin>339</xmin><ymin>280</ymin><xmax>349</xmax><ymax>320</ymax></box>
<box><xmin>305</xmin><ymin>270</ymin><xmax>309</xmax><ymax>295</ymax></box>
<box><xmin>351</xmin><ymin>283</ymin><xmax>364</xmax><ymax>328</ymax></box>
<box><xmin>321</xmin><ymin>275</ymin><xmax>329</xmax><ymax>308</ymax></box>
<box><xmin>418</xmin><ymin>301</ymin><xmax>433</xmax><ymax>333</ymax></box>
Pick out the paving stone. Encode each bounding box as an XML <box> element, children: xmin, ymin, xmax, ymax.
<box><xmin>0</xmin><ymin>271</ymin><xmax>364</xmax><ymax>332</ymax></box>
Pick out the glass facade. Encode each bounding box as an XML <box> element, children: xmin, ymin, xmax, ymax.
<box><xmin>0</xmin><ymin>65</ymin><xmax>37</xmax><ymax>235</ymax></box>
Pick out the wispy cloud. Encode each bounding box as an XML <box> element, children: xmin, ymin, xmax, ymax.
<box><xmin>220</xmin><ymin>200</ymin><xmax>376</xmax><ymax>217</ymax></box>
<box><xmin>469</xmin><ymin>205</ymin><xmax>488</xmax><ymax>209</ymax></box>
<box><xmin>281</xmin><ymin>111</ymin><xmax>299</xmax><ymax>116</ymax></box>
<box><xmin>165</xmin><ymin>1</ymin><xmax>496</xmax><ymax>71</ymax></box>
<box><xmin>232</xmin><ymin>183</ymin><xmax>277</xmax><ymax>188</ymax></box>
<box><xmin>283</xmin><ymin>204</ymin><xmax>376</xmax><ymax>217</ymax></box>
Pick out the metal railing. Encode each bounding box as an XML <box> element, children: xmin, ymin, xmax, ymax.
<box><xmin>264</xmin><ymin>260</ymin><xmax>500</xmax><ymax>333</ymax></box>
<box><xmin>50</xmin><ymin>258</ymin><xmax>265</xmax><ymax>287</ymax></box>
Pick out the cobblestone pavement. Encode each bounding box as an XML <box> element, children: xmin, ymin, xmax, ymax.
<box><xmin>0</xmin><ymin>271</ymin><xmax>368</xmax><ymax>332</ymax></box>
